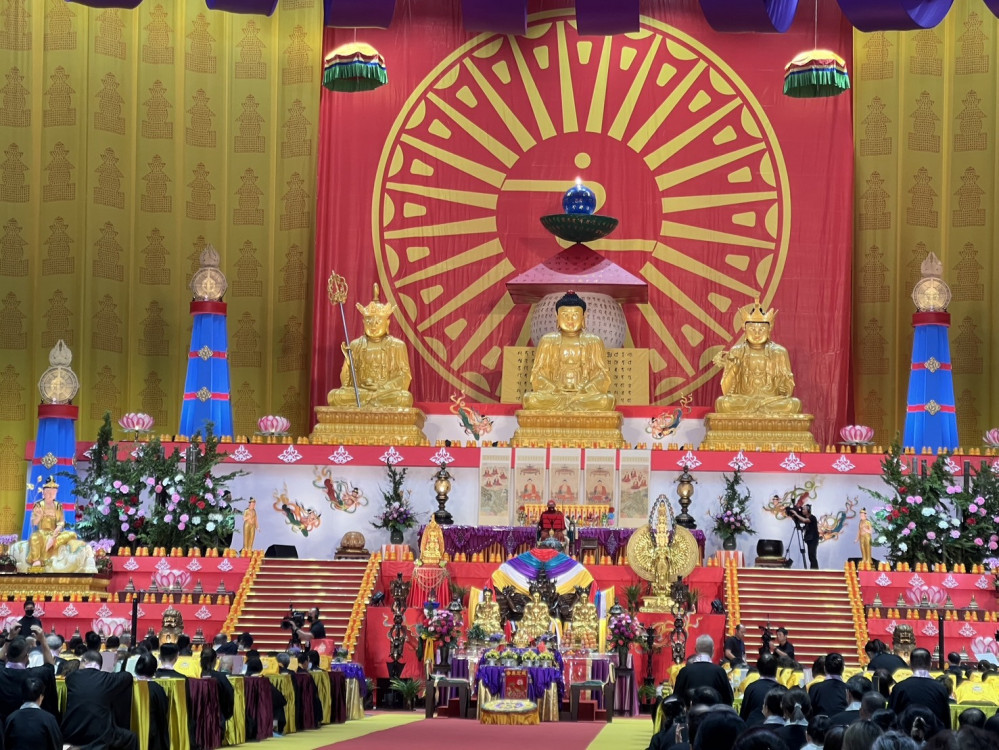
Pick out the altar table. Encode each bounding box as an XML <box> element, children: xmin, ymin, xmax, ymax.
<box><xmin>243</xmin><ymin>675</ymin><xmax>274</xmax><ymax>741</ymax></box>
<box><xmin>267</xmin><ymin>673</ymin><xmax>297</xmax><ymax>734</ymax></box>
<box><xmin>474</xmin><ymin>664</ymin><xmax>564</xmax><ymax>721</ymax></box>
<box><xmin>329</xmin><ymin>662</ymin><xmax>364</xmax><ymax>721</ymax></box>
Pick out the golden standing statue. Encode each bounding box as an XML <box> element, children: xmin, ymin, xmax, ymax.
<box><xmin>514</xmin><ymin>591</ymin><xmax>552</xmax><ymax>647</ymax></box>
<box><xmin>701</xmin><ymin>300</ymin><xmax>816</xmax><ymax>451</ymax></box>
<box><xmin>242</xmin><ymin>498</ymin><xmax>258</xmax><ymax>553</ymax></box>
<box><xmin>857</xmin><ymin>508</ymin><xmax>873</xmax><ymax>566</ymax></box>
<box><xmin>27</xmin><ymin>478</ymin><xmax>82</xmax><ymax>568</ymax></box>
<box><xmin>472</xmin><ymin>588</ymin><xmax>503</xmax><ymax>636</ymax></box>
<box><xmin>513</xmin><ymin>291</ymin><xmax>626</xmax><ymax>448</ymax></box>
<box><xmin>311</xmin><ymin>277</ymin><xmax>428</xmax><ymax>445</ymax></box>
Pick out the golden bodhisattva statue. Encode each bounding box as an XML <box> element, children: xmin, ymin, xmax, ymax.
<box><xmin>514</xmin><ymin>591</ymin><xmax>552</xmax><ymax>647</ymax></box>
<box><xmin>472</xmin><ymin>588</ymin><xmax>503</xmax><ymax>637</ymax></box>
<box><xmin>701</xmin><ymin>300</ymin><xmax>817</xmax><ymax>451</ymax></box>
<box><xmin>27</xmin><ymin>478</ymin><xmax>81</xmax><ymax>567</ymax></box>
<box><xmin>512</xmin><ymin>291</ymin><xmax>626</xmax><ymax>448</ymax></box>
<box><xmin>570</xmin><ymin>588</ymin><xmax>599</xmax><ymax>651</ymax></box>
<box><xmin>311</xmin><ymin>280</ymin><xmax>428</xmax><ymax>445</ymax></box>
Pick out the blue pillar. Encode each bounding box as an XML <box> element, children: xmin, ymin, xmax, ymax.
<box><xmin>179</xmin><ymin>301</ymin><xmax>234</xmax><ymax>438</ymax></box>
<box><xmin>903</xmin><ymin>312</ymin><xmax>958</xmax><ymax>452</ymax></box>
<box><xmin>23</xmin><ymin>404</ymin><xmax>79</xmax><ymax>537</ymax></box>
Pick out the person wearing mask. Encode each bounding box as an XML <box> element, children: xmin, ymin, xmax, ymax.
<box><xmin>0</xmin><ymin>629</ymin><xmax>57</xmax><ymax>721</ymax></box>
<box><xmin>888</xmin><ymin>649</ymin><xmax>951</xmax><ymax>729</ymax></box>
<box><xmin>778</xmin><ymin>688</ymin><xmax>812</xmax><ymax>750</ymax></box>
<box><xmin>2</xmin><ymin>676</ymin><xmax>61</xmax><ymax>750</ymax></box>
<box><xmin>213</xmin><ymin>633</ymin><xmax>238</xmax><ymax>655</ymax></box>
<box><xmin>787</xmin><ymin>503</ymin><xmax>820</xmax><ymax>569</ymax></box>
<box><xmin>773</xmin><ymin>628</ymin><xmax>796</xmax><ymax>661</ymax></box>
<box><xmin>742</xmin><ymin>653</ymin><xmax>782</xmax><ymax>727</ymax></box>
<box><xmin>134</xmin><ymin>653</ymin><xmax>169</xmax><ymax>750</ymax></box>
<box><xmin>809</xmin><ymin>653</ymin><xmax>849</xmax><ymax>717</ymax></box>
<box><xmin>725</xmin><ymin>624</ymin><xmax>747</xmax><ymax>667</ymax></box>
<box><xmin>673</xmin><ymin>635</ymin><xmax>734</xmax><ymax>705</ymax></box>
<box><xmin>17</xmin><ymin>602</ymin><xmax>41</xmax><ymax>634</ymax></box>
<box><xmin>61</xmin><ymin>650</ymin><xmax>136</xmax><ymax>750</ymax></box>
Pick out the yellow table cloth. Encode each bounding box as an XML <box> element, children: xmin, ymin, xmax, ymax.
<box><xmin>224</xmin><ymin>676</ymin><xmax>247</xmax><ymax>746</ymax></box>
<box><xmin>345</xmin><ymin>678</ymin><xmax>365</xmax><ymax>721</ymax></box>
<box><xmin>311</xmin><ymin>670</ymin><xmax>332</xmax><ymax>724</ymax></box>
<box><xmin>154</xmin><ymin>678</ymin><xmax>190</xmax><ymax>750</ymax></box>
<box><xmin>267</xmin><ymin>673</ymin><xmax>297</xmax><ymax>734</ymax></box>
<box><xmin>476</xmin><ymin>684</ymin><xmax>559</xmax><ymax>722</ymax></box>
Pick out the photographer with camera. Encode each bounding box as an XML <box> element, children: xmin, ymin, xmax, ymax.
<box><xmin>786</xmin><ymin>502</ymin><xmax>819</xmax><ymax>569</ymax></box>
<box><xmin>282</xmin><ymin>606</ymin><xmax>326</xmax><ymax>648</ymax></box>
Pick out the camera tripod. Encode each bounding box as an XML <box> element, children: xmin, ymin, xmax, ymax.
<box><xmin>785</xmin><ymin>522</ymin><xmax>807</xmax><ymax>569</ymax></box>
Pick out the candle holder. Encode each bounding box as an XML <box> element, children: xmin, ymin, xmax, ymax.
<box><xmin>432</xmin><ymin>461</ymin><xmax>454</xmax><ymax>525</ymax></box>
<box><xmin>675</xmin><ymin>466</ymin><xmax>697</xmax><ymax>529</ymax></box>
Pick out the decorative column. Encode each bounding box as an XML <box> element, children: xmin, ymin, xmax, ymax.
<box><xmin>23</xmin><ymin>340</ymin><xmax>81</xmax><ymax>535</ymax></box>
<box><xmin>179</xmin><ymin>245</ymin><xmax>234</xmax><ymax>438</ymax></box>
<box><xmin>903</xmin><ymin>252</ymin><xmax>958</xmax><ymax>452</ymax></box>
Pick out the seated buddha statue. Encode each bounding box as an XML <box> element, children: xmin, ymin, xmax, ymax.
<box><xmin>711</xmin><ymin>300</ymin><xmax>801</xmax><ymax>414</ymax></box>
<box><xmin>570</xmin><ymin>587</ymin><xmax>599</xmax><ymax>651</ymax></box>
<box><xmin>416</xmin><ymin>516</ymin><xmax>446</xmax><ymax>567</ymax></box>
<box><xmin>522</xmin><ymin>291</ymin><xmax>615</xmax><ymax>412</ymax></box>
<box><xmin>27</xmin><ymin>477</ymin><xmax>81</xmax><ymax>568</ymax></box>
<box><xmin>514</xmin><ymin>591</ymin><xmax>552</xmax><ymax>647</ymax></box>
<box><xmin>327</xmin><ymin>284</ymin><xmax>414</xmax><ymax>408</ymax></box>
<box><xmin>472</xmin><ymin>588</ymin><xmax>503</xmax><ymax>636</ymax></box>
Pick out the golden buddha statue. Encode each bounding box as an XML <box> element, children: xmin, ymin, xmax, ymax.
<box><xmin>701</xmin><ymin>300</ymin><xmax>816</xmax><ymax>451</ymax></box>
<box><xmin>570</xmin><ymin>588</ymin><xmax>599</xmax><ymax>651</ymax></box>
<box><xmin>415</xmin><ymin>516</ymin><xmax>446</xmax><ymax>567</ymax></box>
<box><xmin>159</xmin><ymin>607</ymin><xmax>185</xmax><ymax>645</ymax></box>
<box><xmin>242</xmin><ymin>497</ymin><xmax>258</xmax><ymax>553</ymax></box>
<box><xmin>328</xmin><ymin>284</ymin><xmax>414</xmax><ymax>408</ymax></box>
<box><xmin>311</xmin><ymin>279</ymin><xmax>428</xmax><ymax>445</ymax></box>
<box><xmin>857</xmin><ymin>508</ymin><xmax>873</xmax><ymax>567</ymax></box>
<box><xmin>512</xmin><ymin>291</ymin><xmax>626</xmax><ymax>448</ymax></box>
<box><xmin>514</xmin><ymin>591</ymin><xmax>552</xmax><ymax>647</ymax></box>
<box><xmin>472</xmin><ymin>588</ymin><xmax>503</xmax><ymax>636</ymax></box>
<box><xmin>27</xmin><ymin>478</ymin><xmax>83</xmax><ymax>568</ymax></box>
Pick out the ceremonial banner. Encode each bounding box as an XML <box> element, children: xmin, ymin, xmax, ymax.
<box><xmin>853</xmin><ymin>0</ymin><xmax>999</xmax><ymax>445</ymax></box>
<box><xmin>478</xmin><ymin>447</ymin><xmax>512</xmax><ymax>525</ymax></box>
<box><xmin>618</xmin><ymin>450</ymin><xmax>651</xmax><ymax>528</ymax></box>
<box><xmin>583</xmin><ymin>449</ymin><xmax>616</xmax><ymax>506</ymax></box>
<box><xmin>0</xmin><ymin>2</ymin><xmax>322</xmax><ymax>534</ymax></box>
<box><xmin>513</xmin><ymin>447</ymin><xmax>546</xmax><ymax>523</ymax></box>
<box><xmin>312</xmin><ymin>0</ymin><xmax>853</xmax><ymax>444</ymax></box>
<box><xmin>548</xmin><ymin>448</ymin><xmax>581</xmax><ymax>505</ymax></box>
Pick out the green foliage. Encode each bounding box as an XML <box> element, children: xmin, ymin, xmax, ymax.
<box><xmin>865</xmin><ymin>441</ymin><xmax>999</xmax><ymax>567</ymax></box>
<box><xmin>711</xmin><ymin>469</ymin><xmax>755</xmax><ymax>541</ymax></box>
<box><xmin>466</xmin><ymin>623</ymin><xmax>488</xmax><ymax>642</ymax></box>
<box><xmin>371</xmin><ymin>461</ymin><xmax>418</xmax><ymax>532</ymax></box>
<box><xmin>623</xmin><ymin>584</ymin><xmax>644</xmax><ymax>615</ymax></box>
<box><xmin>389</xmin><ymin>677</ymin><xmax>424</xmax><ymax>708</ymax></box>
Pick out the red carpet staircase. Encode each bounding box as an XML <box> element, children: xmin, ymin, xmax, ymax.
<box><xmin>733</xmin><ymin>568</ymin><xmax>865</xmax><ymax>667</ymax></box>
<box><xmin>231</xmin><ymin>558</ymin><xmax>369</xmax><ymax>651</ymax></box>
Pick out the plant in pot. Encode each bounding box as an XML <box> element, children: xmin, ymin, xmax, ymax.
<box><xmin>623</xmin><ymin>583</ymin><xmax>644</xmax><ymax>614</ymax></box>
<box><xmin>466</xmin><ymin>623</ymin><xmax>488</xmax><ymax>647</ymax></box>
<box><xmin>388</xmin><ymin>677</ymin><xmax>424</xmax><ymax>711</ymax></box>
<box><xmin>712</xmin><ymin>469</ymin><xmax>755</xmax><ymax>551</ymax></box>
<box><xmin>638</xmin><ymin>683</ymin><xmax>658</xmax><ymax>711</ymax></box>
<box><xmin>372</xmin><ymin>461</ymin><xmax>418</xmax><ymax>545</ymax></box>
<box><xmin>606</xmin><ymin>606</ymin><xmax>641</xmax><ymax>668</ymax></box>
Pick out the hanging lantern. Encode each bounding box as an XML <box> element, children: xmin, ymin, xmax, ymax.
<box><xmin>783</xmin><ymin>49</ymin><xmax>850</xmax><ymax>99</ymax></box>
<box><xmin>323</xmin><ymin>43</ymin><xmax>388</xmax><ymax>93</ymax></box>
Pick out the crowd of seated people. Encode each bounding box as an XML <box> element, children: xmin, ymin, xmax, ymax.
<box><xmin>650</xmin><ymin>631</ymin><xmax>999</xmax><ymax>750</ymax></box>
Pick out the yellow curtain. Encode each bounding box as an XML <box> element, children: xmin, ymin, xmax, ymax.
<box><xmin>853</xmin><ymin>0</ymin><xmax>999</xmax><ymax>446</ymax></box>
<box><xmin>0</xmin><ymin>1</ymin><xmax>322</xmax><ymax>533</ymax></box>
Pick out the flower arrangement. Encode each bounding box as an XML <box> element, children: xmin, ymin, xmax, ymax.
<box><xmin>537</xmin><ymin>650</ymin><xmax>555</xmax><ymax>663</ymax></box>
<box><xmin>607</xmin><ymin>610</ymin><xmax>642</xmax><ymax>650</ymax></box>
<box><xmin>865</xmin><ymin>442</ymin><xmax>999</xmax><ymax>567</ymax></box>
<box><xmin>711</xmin><ymin>469</ymin><xmax>755</xmax><ymax>544</ymax></box>
<box><xmin>466</xmin><ymin>623</ymin><xmax>488</xmax><ymax>643</ymax></box>
<box><xmin>371</xmin><ymin>461</ymin><xmax>418</xmax><ymax>535</ymax></box>
<box><xmin>89</xmin><ymin>538</ymin><xmax>114</xmax><ymax>576</ymax></box>
<box><xmin>520</xmin><ymin>650</ymin><xmax>539</xmax><ymax>663</ymax></box>
<box><xmin>420</xmin><ymin>610</ymin><xmax>458</xmax><ymax>647</ymax></box>
<box><xmin>484</xmin><ymin>649</ymin><xmax>502</xmax><ymax>662</ymax></box>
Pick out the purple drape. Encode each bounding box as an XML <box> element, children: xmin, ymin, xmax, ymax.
<box><xmin>329</xmin><ymin>662</ymin><xmax>367</xmax><ymax>696</ymax></box>
<box><xmin>575</xmin><ymin>0</ymin><xmax>639</xmax><ymax>35</ymax></box>
<box><xmin>204</xmin><ymin>0</ymin><xmax>279</xmax><ymax>15</ymax></box>
<box><xmin>461</xmin><ymin>0</ymin><xmax>527</xmax><ymax>35</ymax></box>
<box><xmin>244</xmin><ymin>676</ymin><xmax>274</xmax><ymax>741</ymax></box>
<box><xmin>324</xmin><ymin>0</ymin><xmax>396</xmax><ymax>28</ymax></box>
<box><xmin>834</xmin><ymin>0</ymin><xmax>954</xmax><ymax>31</ymax></box>
<box><xmin>699</xmin><ymin>0</ymin><xmax>800</xmax><ymax>32</ymax></box>
<box><xmin>328</xmin><ymin>669</ymin><xmax>348</xmax><ymax>724</ymax></box>
<box><xmin>189</xmin><ymin>678</ymin><xmax>223</xmax><ymax>750</ymax></box>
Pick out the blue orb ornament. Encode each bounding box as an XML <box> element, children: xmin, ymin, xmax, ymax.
<box><xmin>562</xmin><ymin>178</ymin><xmax>597</xmax><ymax>215</ymax></box>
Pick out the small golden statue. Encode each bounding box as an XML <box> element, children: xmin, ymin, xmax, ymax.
<box><xmin>159</xmin><ymin>606</ymin><xmax>185</xmax><ymax>645</ymax></box>
<box><xmin>10</xmin><ymin>477</ymin><xmax>95</xmax><ymax>574</ymax></box>
<box><xmin>242</xmin><ymin>498</ymin><xmax>258</xmax><ymax>553</ymax></box>
<box><xmin>857</xmin><ymin>508</ymin><xmax>873</xmax><ymax>567</ymax></box>
<box><xmin>472</xmin><ymin>588</ymin><xmax>503</xmax><ymax>637</ymax></box>
<box><xmin>569</xmin><ymin>587</ymin><xmax>599</xmax><ymax>651</ymax></box>
<box><xmin>513</xmin><ymin>591</ymin><xmax>552</xmax><ymax>647</ymax></box>
<box><xmin>311</xmin><ymin>276</ymin><xmax>428</xmax><ymax>445</ymax></box>
<box><xmin>701</xmin><ymin>300</ymin><xmax>816</xmax><ymax>451</ymax></box>
<box><xmin>512</xmin><ymin>291</ymin><xmax>626</xmax><ymax>448</ymax></box>
<box><xmin>415</xmin><ymin>516</ymin><xmax>447</xmax><ymax>567</ymax></box>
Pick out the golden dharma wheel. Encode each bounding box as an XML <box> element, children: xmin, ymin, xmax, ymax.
<box><xmin>626</xmin><ymin>524</ymin><xmax>698</xmax><ymax>583</ymax></box>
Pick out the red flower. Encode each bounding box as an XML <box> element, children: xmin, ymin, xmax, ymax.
<box><xmin>899</xmin><ymin>486</ymin><xmax>907</xmax><ymax>494</ymax></box>
<box><xmin>968</xmin><ymin>518</ymin><xmax>977</xmax><ymax>526</ymax></box>
<box><xmin>900</xmin><ymin>507</ymin><xmax>909</xmax><ymax>514</ymax></box>
<box><xmin>197</xmin><ymin>501</ymin><xmax>206</xmax><ymax>510</ymax></box>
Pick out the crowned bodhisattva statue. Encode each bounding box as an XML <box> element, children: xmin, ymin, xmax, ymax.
<box><xmin>311</xmin><ymin>281</ymin><xmax>428</xmax><ymax>445</ymax></box>
<box><xmin>701</xmin><ymin>300</ymin><xmax>816</xmax><ymax>451</ymax></box>
<box><xmin>512</xmin><ymin>291</ymin><xmax>626</xmax><ymax>448</ymax></box>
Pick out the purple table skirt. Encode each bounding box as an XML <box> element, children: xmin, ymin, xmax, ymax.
<box><xmin>613</xmin><ymin>651</ymin><xmax>640</xmax><ymax>715</ymax></box>
<box><xmin>475</xmin><ymin>664</ymin><xmax>565</xmax><ymax>704</ymax></box>
<box><xmin>329</xmin><ymin>662</ymin><xmax>367</xmax><ymax>696</ymax></box>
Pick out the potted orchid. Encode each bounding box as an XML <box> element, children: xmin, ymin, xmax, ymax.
<box><xmin>712</xmin><ymin>469</ymin><xmax>755</xmax><ymax>551</ymax></box>
<box><xmin>607</xmin><ymin>605</ymin><xmax>642</xmax><ymax>668</ymax></box>
<box><xmin>372</xmin><ymin>461</ymin><xmax>418</xmax><ymax>544</ymax></box>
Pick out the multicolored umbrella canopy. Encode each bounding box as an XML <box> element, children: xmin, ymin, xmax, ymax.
<box><xmin>783</xmin><ymin>49</ymin><xmax>851</xmax><ymax>99</ymax></box>
<box><xmin>323</xmin><ymin>42</ymin><xmax>388</xmax><ymax>93</ymax></box>
<box><xmin>491</xmin><ymin>547</ymin><xmax>594</xmax><ymax>595</ymax></box>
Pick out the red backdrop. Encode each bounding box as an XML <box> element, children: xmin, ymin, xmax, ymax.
<box><xmin>312</xmin><ymin>0</ymin><xmax>854</xmax><ymax>443</ymax></box>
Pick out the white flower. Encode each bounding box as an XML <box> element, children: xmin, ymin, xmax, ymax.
<box><xmin>206</xmin><ymin>522</ymin><xmax>216</xmax><ymax>532</ymax></box>
<box><xmin>192</xmin><ymin>516</ymin><xmax>202</xmax><ymax>525</ymax></box>
<box><xmin>877</xmin><ymin>535</ymin><xmax>887</xmax><ymax>544</ymax></box>
<box><xmin>921</xmin><ymin>507</ymin><xmax>935</xmax><ymax>517</ymax></box>
<box><xmin>899</xmin><ymin>543</ymin><xmax>908</xmax><ymax>552</ymax></box>
<box><xmin>938</xmin><ymin>520</ymin><xmax>948</xmax><ymax>529</ymax></box>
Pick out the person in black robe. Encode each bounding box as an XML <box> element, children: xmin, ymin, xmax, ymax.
<box><xmin>740</xmin><ymin>653</ymin><xmax>781</xmax><ymax>727</ymax></box>
<box><xmin>153</xmin><ymin>643</ymin><xmax>187</xmax><ymax>680</ymax></box>
<box><xmin>3</xmin><ymin>676</ymin><xmax>61</xmax><ymax>750</ymax></box>
<box><xmin>0</xmin><ymin>631</ymin><xmax>58</xmax><ymax>722</ymax></box>
<box><xmin>61</xmin><ymin>650</ymin><xmax>137</xmax><ymax>750</ymax></box>
<box><xmin>888</xmin><ymin>649</ymin><xmax>951</xmax><ymax>729</ymax></box>
<box><xmin>200</xmin><ymin>647</ymin><xmax>235</xmax><ymax>727</ymax></box>
<box><xmin>246</xmin><ymin>655</ymin><xmax>287</xmax><ymax>736</ymax></box>
<box><xmin>134</xmin><ymin>653</ymin><xmax>169</xmax><ymax>750</ymax></box>
<box><xmin>17</xmin><ymin>602</ymin><xmax>42</xmax><ymax>635</ymax></box>
<box><xmin>808</xmin><ymin>653</ymin><xmax>849</xmax><ymax>717</ymax></box>
<box><xmin>672</xmin><ymin>636</ymin><xmax>734</xmax><ymax>705</ymax></box>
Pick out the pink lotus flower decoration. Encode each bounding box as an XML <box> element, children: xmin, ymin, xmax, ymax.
<box><xmin>0</xmin><ymin>615</ymin><xmax>19</xmax><ymax>632</ymax></box>
<box><xmin>119</xmin><ymin>412</ymin><xmax>155</xmax><ymax>433</ymax></box>
<box><xmin>971</xmin><ymin>636</ymin><xmax>999</xmax><ymax>656</ymax></box>
<box><xmin>905</xmin><ymin>584</ymin><xmax>946</xmax><ymax>606</ymax></box>
<box><xmin>92</xmin><ymin>617</ymin><xmax>129</xmax><ymax>637</ymax></box>
<box><xmin>840</xmin><ymin>425</ymin><xmax>875</xmax><ymax>445</ymax></box>
<box><xmin>984</xmin><ymin>428</ymin><xmax>999</xmax><ymax>448</ymax></box>
<box><xmin>153</xmin><ymin>569</ymin><xmax>192</xmax><ymax>590</ymax></box>
<box><xmin>257</xmin><ymin>415</ymin><xmax>291</xmax><ymax>436</ymax></box>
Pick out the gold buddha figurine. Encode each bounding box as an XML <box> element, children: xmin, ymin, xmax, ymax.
<box><xmin>416</xmin><ymin>516</ymin><xmax>446</xmax><ymax>567</ymax></box>
<box><xmin>514</xmin><ymin>591</ymin><xmax>552</xmax><ymax>647</ymax></box>
<box><xmin>701</xmin><ymin>300</ymin><xmax>816</xmax><ymax>451</ymax></box>
<box><xmin>312</xmin><ymin>280</ymin><xmax>428</xmax><ymax>445</ymax></box>
<box><xmin>570</xmin><ymin>587</ymin><xmax>599</xmax><ymax>651</ymax></box>
<box><xmin>27</xmin><ymin>477</ymin><xmax>82</xmax><ymax>568</ymax></box>
<box><xmin>523</xmin><ymin>291</ymin><xmax>615</xmax><ymax>412</ymax></box>
<box><xmin>472</xmin><ymin>588</ymin><xmax>503</xmax><ymax>636</ymax></box>
<box><xmin>328</xmin><ymin>284</ymin><xmax>414</xmax><ymax>408</ymax></box>
<box><xmin>512</xmin><ymin>291</ymin><xmax>626</xmax><ymax>448</ymax></box>
<box><xmin>857</xmin><ymin>509</ymin><xmax>873</xmax><ymax>567</ymax></box>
